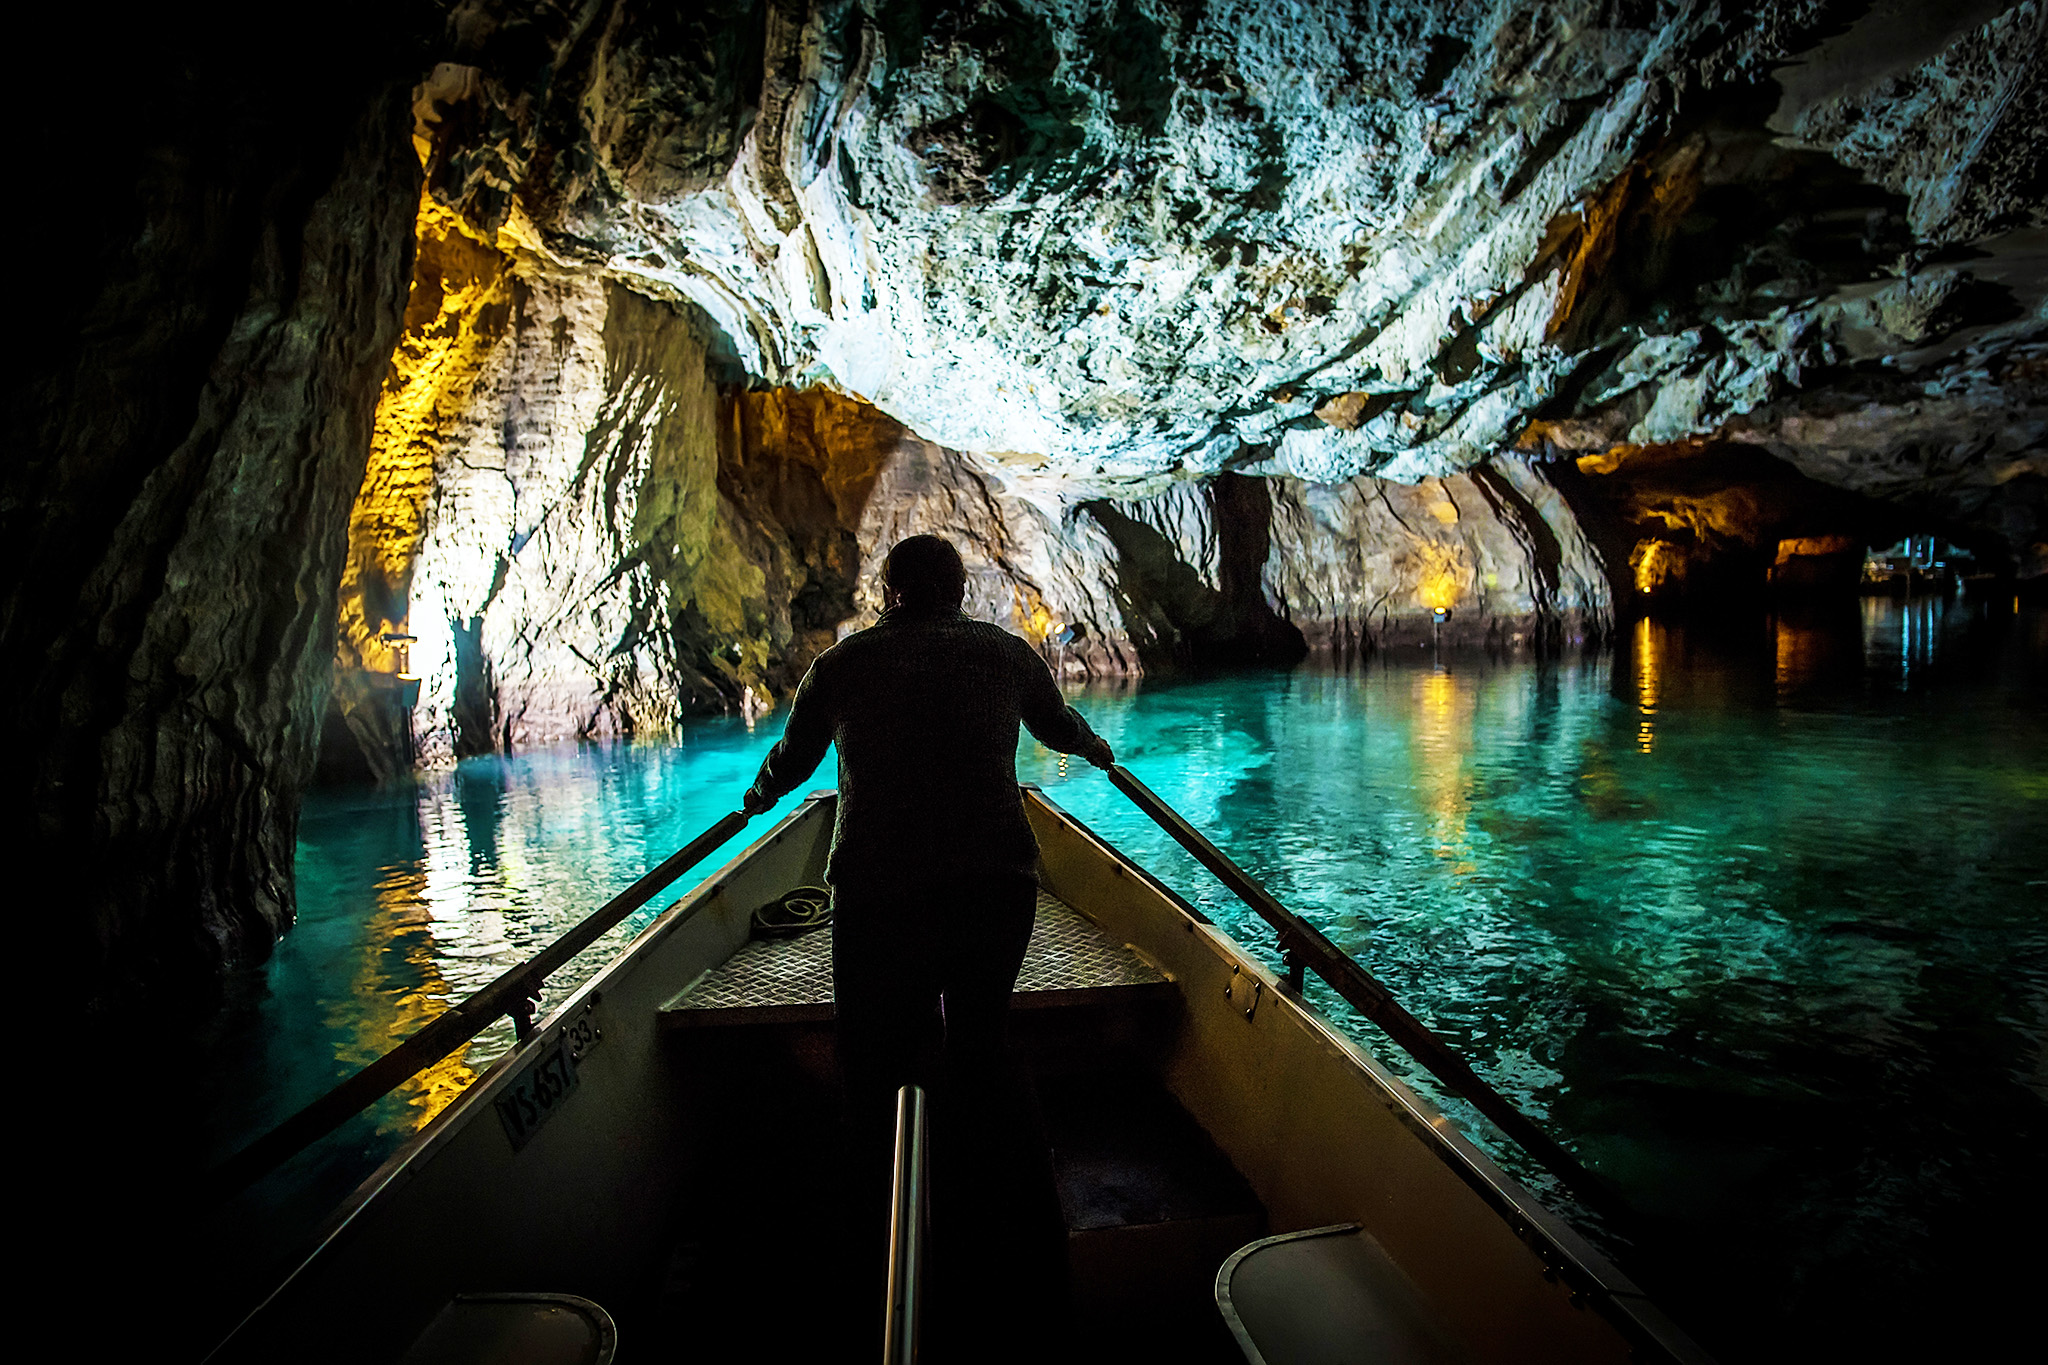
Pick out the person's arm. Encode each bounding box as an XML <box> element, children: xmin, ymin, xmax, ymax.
<box><xmin>1016</xmin><ymin>640</ymin><xmax>1114</xmax><ymax>768</ymax></box>
<box><xmin>743</xmin><ymin>660</ymin><xmax>834</xmax><ymax>813</ymax></box>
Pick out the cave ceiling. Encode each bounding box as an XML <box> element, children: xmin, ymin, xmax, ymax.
<box><xmin>14</xmin><ymin>0</ymin><xmax>2046</xmax><ymax>1005</ymax></box>
<box><xmin>424</xmin><ymin>0</ymin><xmax>2047</xmax><ymax>509</ymax></box>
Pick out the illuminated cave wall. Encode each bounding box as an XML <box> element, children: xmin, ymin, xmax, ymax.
<box><xmin>331</xmin><ymin>200</ymin><xmax>1615</xmax><ymax>776</ymax></box>
<box><xmin>333</xmin><ymin>183</ymin><xmax>518</xmax><ymax>782</ymax></box>
<box><xmin>332</xmin><ymin>149</ymin><xmax>1622</xmax><ymax>775</ymax></box>
<box><xmin>18</xmin><ymin>1</ymin><xmax>2048</xmax><ymax>1003</ymax></box>
<box><xmin>313</xmin><ymin>0</ymin><xmax>2042</xmax><ymax>777</ymax></box>
<box><xmin>407</xmin><ymin>0</ymin><xmax>2045</xmax><ymax>557</ymax></box>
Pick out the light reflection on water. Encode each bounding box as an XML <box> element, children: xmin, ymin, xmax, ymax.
<box><xmin>231</xmin><ymin>596</ymin><xmax>2042</xmax><ymax>1360</ymax></box>
<box><xmin>224</xmin><ymin>725</ymin><xmax>814</xmax><ymax>1158</ymax></box>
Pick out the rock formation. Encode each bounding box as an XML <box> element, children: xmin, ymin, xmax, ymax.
<box><xmin>11</xmin><ymin>0</ymin><xmax>2046</xmax><ymax>1004</ymax></box>
<box><xmin>3</xmin><ymin>11</ymin><xmax>420</xmax><ymax>1008</ymax></box>
<box><xmin>324</xmin><ymin>0</ymin><xmax>2041</xmax><ymax>769</ymax></box>
<box><xmin>415</xmin><ymin>0</ymin><xmax>2043</xmax><ymax>529</ymax></box>
<box><xmin>332</xmin><ymin>155</ymin><xmax>1608</xmax><ymax>771</ymax></box>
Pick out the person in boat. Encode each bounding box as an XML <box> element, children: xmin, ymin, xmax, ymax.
<box><xmin>740</xmin><ymin>533</ymin><xmax>1113</xmax><ymax>1351</ymax></box>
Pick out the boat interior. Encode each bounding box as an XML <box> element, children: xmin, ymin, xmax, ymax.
<box><xmin>214</xmin><ymin>788</ymin><xmax>1703</xmax><ymax>1365</ymax></box>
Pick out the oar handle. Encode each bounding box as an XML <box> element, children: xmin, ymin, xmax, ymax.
<box><xmin>207</xmin><ymin>808</ymin><xmax>753</xmax><ymax>1202</ymax></box>
<box><xmin>1103</xmin><ymin>764</ymin><xmax>1628</xmax><ymax>1223</ymax></box>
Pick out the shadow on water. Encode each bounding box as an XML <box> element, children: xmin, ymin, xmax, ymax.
<box><xmin>157</xmin><ymin>597</ymin><xmax>2043</xmax><ymax>1361</ymax></box>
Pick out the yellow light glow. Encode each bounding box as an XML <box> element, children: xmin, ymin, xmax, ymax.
<box><xmin>1633</xmin><ymin>616</ymin><xmax>1661</xmax><ymax>753</ymax></box>
<box><xmin>339</xmin><ymin>187</ymin><xmax>515</xmax><ymax>678</ymax></box>
<box><xmin>1412</xmin><ymin>669</ymin><xmax>1475</xmax><ymax>870</ymax></box>
<box><xmin>335</xmin><ymin>864</ymin><xmax>478</xmax><ymax>1134</ymax></box>
<box><xmin>1410</xmin><ymin>541</ymin><xmax>1470</xmax><ymax>614</ymax></box>
<box><xmin>1012</xmin><ymin>584</ymin><xmax>1064</xmax><ymax>645</ymax></box>
<box><xmin>1774</xmin><ymin>534</ymin><xmax>1857</xmax><ymax>564</ymax></box>
<box><xmin>1630</xmin><ymin>539</ymin><xmax>1678</xmax><ymax>597</ymax></box>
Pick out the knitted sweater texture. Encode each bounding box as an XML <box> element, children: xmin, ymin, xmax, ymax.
<box><xmin>745</xmin><ymin>606</ymin><xmax>1103</xmax><ymax>886</ymax></box>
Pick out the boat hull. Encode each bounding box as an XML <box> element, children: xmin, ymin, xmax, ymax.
<box><xmin>213</xmin><ymin>787</ymin><xmax>1705</xmax><ymax>1363</ymax></box>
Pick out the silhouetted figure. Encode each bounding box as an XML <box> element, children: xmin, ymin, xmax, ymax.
<box><xmin>742</xmin><ymin>534</ymin><xmax>1112</xmax><ymax>1358</ymax></box>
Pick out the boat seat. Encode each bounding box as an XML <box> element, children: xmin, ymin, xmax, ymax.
<box><xmin>1216</xmin><ymin>1225</ymin><xmax>1471</xmax><ymax>1365</ymax></box>
<box><xmin>396</xmin><ymin>1293</ymin><xmax>617</xmax><ymax>1365</ymax></box>
<box><xmin>658</xmin><ymin>889</ymin><xmax>1173</xmax><ymax>1027</ymax></box>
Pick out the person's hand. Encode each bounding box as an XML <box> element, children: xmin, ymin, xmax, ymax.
<box><xmin>741</xmin><ymin>787</ymin><xmax>777</xmax><ymax>817</ymax></box>
<box><xmin>1080</xmin><ymin>737</ymin><xmax>1115</xmax><ymax>770</ymax></box>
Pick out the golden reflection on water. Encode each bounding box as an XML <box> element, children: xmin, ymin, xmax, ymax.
<box><xmin>1774</xmin><ymin>612</ymin><xmax>1858</xmax><ymax>696</ymax></box>
<box><xmin>327</xmin><ymin>863</ymin><xmax>479</xmax><ymax>1134</ymax></box>
<box><xmin>1411</xmin><ymin>668</ymin><xmax>1477</xmax><ymax>873</ymax></box>
<box><xmin>1634</xmin><ymin>617</ymin><xmax>1662</xmax><ymax>753</ymax></box>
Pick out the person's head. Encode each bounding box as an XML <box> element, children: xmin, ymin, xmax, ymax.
<box><xmin>882</xmin><ymin>535</ymin><xmax>967</xmax><ymax>611</ymax></box>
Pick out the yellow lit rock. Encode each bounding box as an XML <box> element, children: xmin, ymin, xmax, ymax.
<box><xmin>1632</xmin><ymin>538</ymin><xmax>1680</xmax><ymax>596</ymax></box>
<box><xmin>339</xmin><ymin>188</ymin><xmax>513</xmax><ymax>678</ymax></box>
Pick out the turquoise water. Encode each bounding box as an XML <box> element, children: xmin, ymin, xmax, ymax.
<box><xmin>224</xmin><ymin>597</ymin><xmax>2044</xmax><ymax>1360</ymax></box>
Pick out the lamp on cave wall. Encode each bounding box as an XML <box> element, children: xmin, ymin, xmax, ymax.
<box><xmin>1419</xmin><ymin>571</ymin><xmax>1459</xmax><ymax>651</ymax></box>
<box><xmin>1631</xmin><ymin>540</ymin><xmax>1676</xmax><ymax>598</ymax></box>
<box><xmin>379</xmin><ymin>630</ymin><xmax>422</xmax><ymax>708</ymax></box>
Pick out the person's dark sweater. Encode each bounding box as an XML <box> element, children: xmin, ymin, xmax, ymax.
<box><xmin>743</xmin><ymin>605</ymin><xmax>1104</xmax><ymax>886</ymax></box>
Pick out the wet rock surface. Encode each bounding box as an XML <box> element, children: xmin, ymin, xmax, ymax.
<box><xmin>3</xmin><ymin>13</ymin><xmax>420</xmax><ymax>1005</ymax></box>
<box><xmin>421</xmin><ymin>1</ymin><xmax>2043</xmax><ymax>547</ymax></box>
<box><xmin>13</xmin><ymin>1</ymin><xmax>2048</xmax><ymax>1005</ymax></box>
<box><xmin>1266</xmin><ymin>460</ymin><xmax>1612</xmax><ymax>653</ymax></box>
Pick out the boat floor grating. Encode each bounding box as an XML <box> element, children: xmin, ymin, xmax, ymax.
<box><xmin>660</xmin><ymin>890</ymin><xmax>1168</xmax><ymax>1027</ymax></box>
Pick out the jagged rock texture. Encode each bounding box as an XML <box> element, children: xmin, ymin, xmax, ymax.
<box><xmin>420</xmin><ymin>0</ymin><xmax>2045</xmax><ymax>564</ymax></box>
<box><xmin>338</xmin><ymin>222</ymin><xmax>1615</xmax><ymax>753</ymax></box>
<box><xmin>334</xmin><ymin>0</ymin><xmax>2048</xmax><ymax>765</ymax></box>
<box><xmin>3</xmin><ymin>14</ymin><xmax>421</xmax><ymax>1006</ymax></box>
<box><xmin>17</xmin><ymin>0</ymin><xmax>2048</xmax><ymax>1007</ymax></box>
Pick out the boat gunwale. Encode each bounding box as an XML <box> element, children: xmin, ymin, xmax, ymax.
<box><xmin>1022</xmin><ymin>785</ymin><xmax>1714</xmax><ymax>1365</ymax></box>
<box><xmin>210</xmin><ymin>791</ymin><xmax>839</xmax><ymax>1360</ymax></box>
<box><xmin>223</xmin><ymin>781</ymin><xmax>1710</xmax><ymax>1365</ymax></box>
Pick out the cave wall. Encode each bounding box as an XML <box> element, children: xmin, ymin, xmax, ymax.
<box><xmin>329</xmin><ymin>199</ymin><xmax>1616</xmax><ymax>757</ymax></box>
<box><xmin>414</xmin><ymin>0</ymin><xmax>2046</xmax><ymax>570</ymax></box>
<box><xmin>1266</xmin><ymin>459</ymin><xmax>1611</xmax><ymax>653</ymax></box>
<box><xmin>16</xmin><ymin>1</ymin><xmax>2047</xmax><ymax>1007</ymax></box>
<box><xmin>1547</xmin><ymin>437</ymin><xmax>1921</xmax><ymax>612</ymax></box>
<box><xmin>328</xmin><ymin>140</ymin><xmax>1619</xmax><ymax>765</ymax></box>
<box><xmin>2</xmin><ymin>14</ymin><xmax>422</xmax><ymax>1008</ymax></box>
<box><xmin>331</xmin><ymin>258</ymin><xmax>1616</xmax><ymax>753</ymax></box>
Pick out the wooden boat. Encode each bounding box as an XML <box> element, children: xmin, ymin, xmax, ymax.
<box><xmin>211</xmin><ymin>780</ymin><xmax>1711</xmax><ymax>1364</ymax></box>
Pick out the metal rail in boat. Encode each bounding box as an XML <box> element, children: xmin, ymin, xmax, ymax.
<box><xmin>208</xmin><ymin>784</ymin><xmax>1711</xmax><ymax>1365</ymax></box>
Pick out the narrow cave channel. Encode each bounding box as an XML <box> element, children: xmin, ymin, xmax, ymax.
<box><xmin>11</xmin><ymin>3</ymin><xmax>2045</xmax><ymax>1363</ymax></box>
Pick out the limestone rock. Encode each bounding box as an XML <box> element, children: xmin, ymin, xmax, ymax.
<box><xmin>839</xmin><ymin>433</ymin><xmax>1140</xmax><ymax>676</ymax></box>
<box><xmin>24</xmin><ymin>0</ymin><xmax>2048</xmax><ymax>1012</ymax></box>
<box><xmin>420</xmin><ymin>0</ymin><xmax>2044</xmax><ymax>563</ymax></box>
<box><xmin>3</xmin><ymin>17</ymin><xmax>420</xmax><ymax>1006</ymax></box>
<box><xmin>1544</xmin><ymin>438</ymin><xmax>1921</xmax><ymax>611</ymax></box>
<box><xmin>1265</xmin><ymin>460</ymin><xmax>1612</xmax><ymax>653</ymax></box>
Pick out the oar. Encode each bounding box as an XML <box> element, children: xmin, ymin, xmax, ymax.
<box><xmin>206</xmin><ymin>808</ymin><xmax>753</xmax><ymax>1202</ymax></box>
<box><xmin>1104</xmin><ymin>764</ymin><xmax>1630</xmax><ymax>1224</ymax></box>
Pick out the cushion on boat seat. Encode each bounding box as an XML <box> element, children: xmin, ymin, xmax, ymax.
<box><xmin>396</xmin><ymin>1293</ymin><xmax>618</xmax><ymax>1365</ymax></box>
<box><xmin>1216</xmin><ymin>1224</ymin><xmax>1470</xmax><ymax>1365</ymax></box>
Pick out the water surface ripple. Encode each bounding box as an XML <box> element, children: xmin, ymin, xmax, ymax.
<box><xmin>242</xmin><ymin>598</ymin><xmax>2044</xmax><ymax>1360</ymax></box>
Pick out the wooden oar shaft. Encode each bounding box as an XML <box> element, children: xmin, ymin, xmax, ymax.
<box><xmin>208</xmin><ymin>808</ymin><xmax>751</xmax><ymax>1201</ymax></box>
<box><xmin>883</xmin><ymin>1083</ymin><xmax>929</xmax><ymax>1365</ymax></box>
<box><xmin>1105</xmin><ymin>764</ymin><xmax>1620</xmax><ymax>1218</ymax></box>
